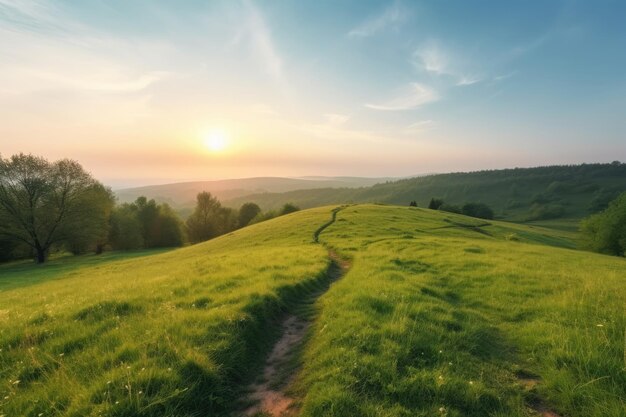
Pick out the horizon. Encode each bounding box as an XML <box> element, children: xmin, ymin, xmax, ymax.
<box><xmin>2</xmin><ymin>0</ymin><xmax>626</xmax><ymax>186</ymax></box>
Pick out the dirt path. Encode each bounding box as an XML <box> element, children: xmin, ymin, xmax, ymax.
<box><xmin>243</xmin><ymin>208</ymin><xmax>349</xmax><ymax>417</ymax></box>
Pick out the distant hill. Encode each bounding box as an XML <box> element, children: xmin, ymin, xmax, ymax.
<box><xmin>115</xmin><ymin>176</ymin><xmax>396</xmax><ymax>207</ymax></box>
<box><xmin>223</xmin><ymin>163</ymin><xmax>626</xmax><ymax>226</ymax></box>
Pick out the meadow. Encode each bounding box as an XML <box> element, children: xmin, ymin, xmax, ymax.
<box><xmin>0</xmin><ymin>205</ymin><xmax>624</xmax><ymax>417</ymax></box>
<box><xmin>298</xmin><ymin>205</ymin><xmax>625</xmax><ymax>416</ymax></box>
<box><xmin>0</xmin><ymin>208</ymin><xmax>332</xmax><ymax>416</ymax></box>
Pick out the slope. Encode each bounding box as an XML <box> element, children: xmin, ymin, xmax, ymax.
<box><xmin>0</xmin><ymin>208</ymin><xmax>333</xmax><ymax>417</ymax></box>
<box><xmin>224</xmin><ymin>163</ymin><xmax>626</xmax><ymax>227</ymax></box>
<box><xmin>297</xmin><ymin>205</ymin><xmax>625</xmax><ymax>417</ymax></box>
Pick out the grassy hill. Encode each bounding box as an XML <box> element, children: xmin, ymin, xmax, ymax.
<box><xmin>224</xmin><ymin>163</ymin><xmax>626</xmax><ymax>229</ymax></box>
<box><xmin>1</xmin><ymin>205</ymin><xmax>624</xmax><ymax>416</ymax></box>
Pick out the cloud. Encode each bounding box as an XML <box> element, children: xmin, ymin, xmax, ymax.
<box><xmin>405</xmin><ymin>120</ymin><xmax>436</xmax><ymax>132</ymax></box>
<box><xmin>365</xmin><ymin>83</ymin><xmax>438</xmax><ymax>111</ymax></box>
<box><xmin>348</xmin><ymin>2</ymin><xmax>406</xmax><ymax>38</ymax></box>
<box><xmin>240</xmin><ymin>1</ymin><xmax>283</xmax><ymax>81</ymax></box>
<box><xmin>325</xmin><ymin>113</ymin><xmax>350</xmax><ymax>125</ymax></box>
<box><xmin>413</xmin><ymin>42</ymin><xmax>482</xmax><ymax>87</ymax></box>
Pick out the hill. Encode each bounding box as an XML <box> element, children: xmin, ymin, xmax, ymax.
<box><xmin>115</xmin><ymin>176</ymin><xmax>395</xmax><ymax>207</ymax></box>
<box><xmin>224</xmin><ymin>163</ymin><xmax>626</xmax><ymax>229</ymax></box>
<box><xmin>1</xmin><ymin>205</ymin><xmax>624</xmax><ymax>416</ymax></box>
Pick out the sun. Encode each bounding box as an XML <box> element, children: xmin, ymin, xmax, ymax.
<box><xmin>203</xmin><ymin>130</ymin><xmax>229</xmax><ymax>152</ymax></box>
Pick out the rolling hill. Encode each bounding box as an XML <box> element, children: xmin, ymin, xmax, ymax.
<box><xmin>114</xmin><ymin>176</ymin><xmax>395</xmax><ymax>208</ymax></box>
<box><xmin>224</xmin><ymin>163</ymin><xmax>626</xmax><ymax>229</ymax></box>
<box><xmin>1</xmin><ymin>205</ymin><xmax>624</xmax><ymax>416</ymax></box>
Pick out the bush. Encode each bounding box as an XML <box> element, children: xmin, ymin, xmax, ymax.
<box><xmin>440</xmin><ymin>204</ymin><xmax>461</xmax><ymax>214</ymax></box>
<box><xmin>526</xmin><ymin>203</ymin><xmax>565</xmax><ymax>221</ymax></box>
<box><xmin>238</xmin><ymin>202</ymin><xmax>261</xmax><ymax>227</ymax></box>
<box><xmin>580</xmin><ymin>192</ymin><xmax>626</xmax><ymax>256</ymax></box>
<box><xmin>428</xmin><ymin>198</ymin><xmax>444</xmax><ymax>210</ymax></box>
<box><xmin>461</xmin><ymin>203</ymin><xmax>494</xmax><ymax>220</ymax></box>
<box><xmin>280</xmin><ymin>203</ymin><xmax>300</xmax><ymax>215</ymax></box>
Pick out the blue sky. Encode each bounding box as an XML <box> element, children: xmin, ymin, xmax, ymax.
<box><xmin>1</xmin><ymin>0</ymin><xmax>625</xmax><ymax>186</ymax></box>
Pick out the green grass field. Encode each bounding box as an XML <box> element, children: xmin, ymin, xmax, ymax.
<box><xmin>0</xmin><ymin>208</ymin><xmax>332</xmax><ymax>417</ymax></box>
<box><xmin>299</xmin><ymin>205</ymin><xmax>625</xmax><ymax>417</ymax></box>
<box><xmin>1</xmin><ymin>205</ymin><xmax>624</xmax><ymax>417</ymax></box>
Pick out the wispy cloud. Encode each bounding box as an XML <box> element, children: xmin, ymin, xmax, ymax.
<box><xmin>365</xmin><ymin>83</ymin><xmax>438</xmax><ymax>111</ymax></box>
<box><xmin>239</xmin><ymin>1</ymin><xmax>283</xmax><ymax>82</ymax></box>
<box><xmin>413</xmin><ymin>41</ymin><xmax>482</xmax><ymax>87</ymax></box>
<box><xmin>405</xmin><ymin>120</ymin><xmax>436</xmax><ymax>133</ymax></box>
<box><xmin>348</xmin><ymin>1</ymin><xmax>407</xmax><ymax>38</ymax></box>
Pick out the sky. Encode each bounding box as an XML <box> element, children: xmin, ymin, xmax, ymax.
<box><xmin>1</xmin><ymin>0</ymin><xmax>625</xmax><ymax>187</ymax></box>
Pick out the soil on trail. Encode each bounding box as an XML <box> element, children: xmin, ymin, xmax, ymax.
<box><xmin>516</xmin><ymin>371</ymin><xmax>563</xmax><ymax>417</ymax></box>
<box><xmin>243</xmin><ymin>251</ymin><xmax>349</xmax><ymax>417</ymax></box>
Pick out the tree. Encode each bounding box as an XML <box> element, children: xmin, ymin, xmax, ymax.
<box><xmin>0</xmin><ymin>154</ymin><xmax>114</xmax><ymax>263</ymax></box>
<box><xmin>461</xmin><ymin>202</ymin><xmax>494</xmax><ymax>220</ymax></box>
<box><xmin>186</xmin><ymin>192</ymin><xmax>223</xmax><ymax>243</ymax></box>
<box><xmin>409</xmin><ymin>201</ymin><xmax>417</xmax><ymax>207</ymax></box>
<box><xmin>108</xmin><ymin>205</ymin><xmax>144</xmax><ymax>250</ymax></box>
<box><xmin>238</xmin><ymin>202</ymin><xmax>261</xmax><ymax>227</ymax></box>
<box><xmin>428</xmin><ymin>198</ymin><xmax>444</xmax><ymax>210</ymax></box>
<box><xmin>280</xmin><ymin>203</ymin><xmax>300</xmax><ymax>215</ymax></box>
<box><xmin>109</xmin><ymin>198</ymin><xmax>186</xmax><ymax>249</ymax></box>
<box><xmin>580</xmin><ymin>192</ymin><xmax>626</xmax><ymax>256</ymax></box>
<box><xmin>65</xmin><ymin>184</ymin><xmax>115</xmax><ymax>254</ymax></box>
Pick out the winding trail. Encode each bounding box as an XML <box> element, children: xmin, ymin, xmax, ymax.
<box><xmin>243</xmin><ymin>207</ymin><xmax>350</xmax><ymax>417</ymax></box>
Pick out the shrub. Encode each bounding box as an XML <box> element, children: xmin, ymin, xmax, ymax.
<box><xmin>580</xmin><ymin>192</ymin><xmax>626</xmax><ymax>256</ymax></box>
<box><xmin>461</xmin><ymin>203</ymin><xmax>494</xmax><ymax>220</ymax></box>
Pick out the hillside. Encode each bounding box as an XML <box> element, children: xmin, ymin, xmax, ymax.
<box><xmin>224</xmin><ymin>163</ymin><xmax>626</xmax><ymax>228</ymax></box>
<box><xmin>115</xmin><ymin>176</ymin><xmax>394</xmax><ymax>207</ymax></box>
<box><xmin>1</xmin><ymin>205</ymin><xmax>624</xmax><ymax>416</ymax></box>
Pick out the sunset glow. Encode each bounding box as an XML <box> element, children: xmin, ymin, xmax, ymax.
<box><xmin>204</xmin><ymin>131</ymin><xmax>229</xmax><ymax>153</ymax></box>
<box><xmin>0</xmin><ymin>1</ymin><xmax>624</xmax><ymax>187</ymax></box>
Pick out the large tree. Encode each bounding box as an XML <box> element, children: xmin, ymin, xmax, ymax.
<box><xmin>0</xmin><ymin>153</ymin><xmax>114</xmax><ymax>263</ymax></box>
<box><xmin>238</xmin><ymin>202</ymin><xmax>261</xmax><ymax>227</ymax></box>
<box><xmin>186</xmin><ymin>191</ymin><xmax>222</xmax><ymax>243</ymax></box>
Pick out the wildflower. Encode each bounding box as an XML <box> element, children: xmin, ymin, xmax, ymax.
<box><xmin>107</xmin><ymin>381</ymin><xmax>112</xmax><ymax>385</ymax></box>
<box><xmin>438</xmin><ymin>350</ymin><xmax>443</xmax><ymax>354</ymax></box>
<box><xmin>59</xmin><ymin>353</ymin><xmax>64</xmax><ymax>357</ymax></box>
<box><xmin>115</xmin><ymin>401</ymin><xmax>119</xmax><ymax>404</ymax></box>
<box><xmin>12</xmin><ymin>380</ymin><xmax>20</xmax><ymax>385</ymax></box>
<box><xmin>138</xmin><ymin>391</ymin><xmax>143</xmax><ymax>395</ymax></box>
<box><xmin>448</xmin><ymin>362</ymin><xmax>453</xmax><ymax>366</ymax></box>
<box><xmin>438</xmin><ymin>375</ymin><xmax>443</xmax><ymax>380</ymax></box>
<box><xmin>469</xmin><ymin>380</ymin><xmax>474</xmax><ymax>385</ymax></box>
<box><xmin>167</xmin><ymin>367</ymin><xmax>172</xmax><ymax>372</ymax></box>
<box><xmin>596</xmin><ymin>324</ymin><xmax>604</xmax><ymax>327</ymax></box>
<box><xmin>439</xmin><ymin>406</ymin><xmax>446</xmax><ymax>413</ymax></box>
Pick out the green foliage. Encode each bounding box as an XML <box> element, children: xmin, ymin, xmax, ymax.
<box><xmin>0</xmin><ymin>153</ymin><xmax>114</xmax><ymax>263</ymax></box>
<box><xmin>428</xmin><ymin>198</ymin><xmax>444</xmax><ymax>210</ymax></box>
<box><xmin>526</xmin><ymin>203</ymin><xmax>565</xmax><ymax>221</ymax></box>
<box><xmin>109</xmin><ymin>197</ymin><xmax>185</xmax><ymax>250</ymax></box>
<box><xmin>186</xmin><ymin>192</ymin><xmax>237</xmax><ymax>243</ymax></box>
<box><xmin>461</xmin><ymin>202</ymin><xmax>494</xmax><ymax>219</ymax></box>
<box><xmin>238</xmin><ymin>202</ymin><xmax>261</xmax><ymax>227</ymax></box>
<box><xmin>225</xmin><ymin>163</ymin><xmax>626</xmax><ymax>224</ymax></box>
<box><xmin>439</xmin><ymin>203</ymin><xmax>461</xmax><ymax>214</ymax></box>
<box><xmin>280</xmin><ymin>203</ymin><xmax>300</xmax><ymax>215</ymax></box>
<box><xmin>580</xmin><ymin>192</ymin><xmax>626</xmax><ymax>256</ymax></box>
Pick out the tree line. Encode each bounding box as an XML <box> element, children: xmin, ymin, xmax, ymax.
<box><xmin>409</xmin><ymin>198</ymin><xmax>495</xmax><ymax>220</ymax></box>
<box><xmin>0</xmin><ymin>154</ymin><xmax>298</xmax><ymax>263</ymax></box>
